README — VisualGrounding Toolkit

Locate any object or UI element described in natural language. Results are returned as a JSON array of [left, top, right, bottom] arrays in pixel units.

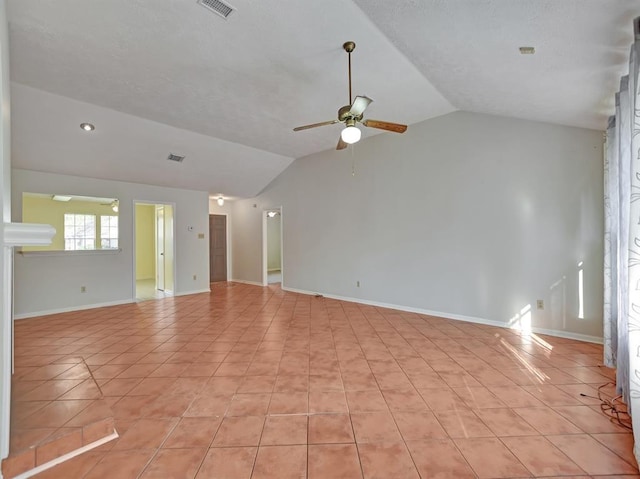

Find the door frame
[[209, 213, 231, 283], [132, 200, 177, 299], [262, 207, 283, 287], [156, 205, 165, 291]]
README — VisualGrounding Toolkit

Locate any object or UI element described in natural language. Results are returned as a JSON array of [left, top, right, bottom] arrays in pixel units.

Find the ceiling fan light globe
[[341, 125, 361, 144]]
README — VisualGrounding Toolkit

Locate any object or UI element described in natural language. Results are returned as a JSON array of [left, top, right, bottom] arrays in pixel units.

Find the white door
[[156, 206, 165, 291], [163, 205, 174, 293]]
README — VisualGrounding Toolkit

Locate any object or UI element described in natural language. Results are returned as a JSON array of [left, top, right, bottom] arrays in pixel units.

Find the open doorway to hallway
[[134, 202, 175, 301], [263, 208, 282, 285]]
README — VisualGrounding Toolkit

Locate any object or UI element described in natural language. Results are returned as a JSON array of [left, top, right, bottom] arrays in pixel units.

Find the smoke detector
[[197, 0, 235, 19]]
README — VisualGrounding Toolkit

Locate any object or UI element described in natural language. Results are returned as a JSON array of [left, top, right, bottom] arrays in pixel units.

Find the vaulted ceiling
[[7, 0, 638, 197]]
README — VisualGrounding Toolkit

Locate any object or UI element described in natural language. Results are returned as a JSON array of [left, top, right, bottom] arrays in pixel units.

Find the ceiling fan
[[293, 41, 408, 150]]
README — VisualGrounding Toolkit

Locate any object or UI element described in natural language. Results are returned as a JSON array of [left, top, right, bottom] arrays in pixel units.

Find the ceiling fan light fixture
[[341, 125, 361, 144]]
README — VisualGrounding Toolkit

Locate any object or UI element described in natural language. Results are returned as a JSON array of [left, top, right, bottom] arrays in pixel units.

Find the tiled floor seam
[[135, 418, 201, 479]]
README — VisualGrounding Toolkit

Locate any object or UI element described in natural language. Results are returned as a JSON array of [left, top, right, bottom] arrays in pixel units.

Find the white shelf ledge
[[17, 248, 122, 257]]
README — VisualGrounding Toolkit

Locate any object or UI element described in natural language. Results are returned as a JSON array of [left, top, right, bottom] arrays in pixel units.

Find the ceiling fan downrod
[[343, 41, 355, 106]]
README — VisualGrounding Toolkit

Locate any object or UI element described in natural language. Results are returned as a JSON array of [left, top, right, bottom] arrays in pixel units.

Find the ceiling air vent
[[197, 0, 235, 19], [167, 153, 185, 163]]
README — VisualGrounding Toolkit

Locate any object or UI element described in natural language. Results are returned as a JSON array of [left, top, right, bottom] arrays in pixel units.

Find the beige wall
[[267, 214, 281, 271], [22, 195, 117, 251], [135, 204, 155, 280]]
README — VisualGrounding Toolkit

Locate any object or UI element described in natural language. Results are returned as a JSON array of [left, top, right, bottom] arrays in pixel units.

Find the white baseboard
[[525, 326, 603, 344], [14, 299, 135, 320], [14, 289, 212, 320], [231, 279, 265, 287], [281, 286, 604, 345], [174, 288, 211, 297]]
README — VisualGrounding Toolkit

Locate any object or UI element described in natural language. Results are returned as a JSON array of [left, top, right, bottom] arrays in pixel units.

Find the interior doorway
[[209, 214, 227, 282], [134, 202, 175, 301], [263, 208, 282, 285]]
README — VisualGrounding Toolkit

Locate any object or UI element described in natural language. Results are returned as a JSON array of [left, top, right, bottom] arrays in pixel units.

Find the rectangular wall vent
[[197, 0, 235, 19], [167, 153, 185, 163]]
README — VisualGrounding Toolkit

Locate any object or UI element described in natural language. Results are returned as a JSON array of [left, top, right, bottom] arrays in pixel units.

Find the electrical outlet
[[198, 233, 205, 239], [80, 286, 86, 293], [356, 281, 360, 287], [536, 299, 544, 310]]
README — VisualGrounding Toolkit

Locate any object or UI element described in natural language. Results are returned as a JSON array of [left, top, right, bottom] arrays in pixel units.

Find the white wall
[[12, 169, 210, 317], [267, 214, 281, 271], [0, 0, 11, 462], [231, 111, 605, 341], [230, 200, 262, 284]]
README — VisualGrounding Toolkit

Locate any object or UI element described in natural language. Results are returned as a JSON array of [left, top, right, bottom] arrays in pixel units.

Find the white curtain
[[605, 16, 640, 462]]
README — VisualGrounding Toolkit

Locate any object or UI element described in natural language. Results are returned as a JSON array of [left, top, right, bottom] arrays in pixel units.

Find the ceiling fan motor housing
[[338, 105, 362, 122]]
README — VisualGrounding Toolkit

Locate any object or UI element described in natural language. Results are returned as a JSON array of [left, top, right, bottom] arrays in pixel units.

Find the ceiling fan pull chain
[[351, 144, 356, 176]]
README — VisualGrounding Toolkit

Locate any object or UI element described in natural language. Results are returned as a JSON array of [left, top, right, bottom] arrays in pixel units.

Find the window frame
[[63, 213, 97, 251]]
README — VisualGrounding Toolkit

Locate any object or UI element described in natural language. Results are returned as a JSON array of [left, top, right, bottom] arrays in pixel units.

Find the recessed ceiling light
[[80, 123, 95, 131], [519, 47, 535, 55]]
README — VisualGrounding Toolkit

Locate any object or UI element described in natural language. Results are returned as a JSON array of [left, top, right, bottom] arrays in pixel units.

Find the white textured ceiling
[[354, 0, 638, 130], [6, 0, 638, 197]]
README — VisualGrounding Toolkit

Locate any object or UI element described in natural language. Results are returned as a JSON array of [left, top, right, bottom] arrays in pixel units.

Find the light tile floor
[[267, 270, 281, 284], [7, 282, 639, 478], [136, 279, 171, 302]]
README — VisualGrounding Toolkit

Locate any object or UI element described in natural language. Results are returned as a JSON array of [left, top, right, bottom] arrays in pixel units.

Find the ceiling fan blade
[[362, 119, 407, 133], [349, 96, 373, 116], [293, 120, 339, 132], [337, 136, 348, 150]]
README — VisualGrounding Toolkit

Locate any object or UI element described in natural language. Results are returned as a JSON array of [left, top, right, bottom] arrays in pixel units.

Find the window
[[100, 215, 119, 249], [22, 193, 120, 252], [64, 214, 96, 250]]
